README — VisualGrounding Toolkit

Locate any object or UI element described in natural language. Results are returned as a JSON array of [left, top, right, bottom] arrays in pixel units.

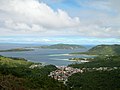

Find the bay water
[[0, 43, 92, 66]]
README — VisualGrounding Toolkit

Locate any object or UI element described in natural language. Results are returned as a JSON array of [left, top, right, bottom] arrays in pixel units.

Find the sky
[[0, 0, 120, 45]]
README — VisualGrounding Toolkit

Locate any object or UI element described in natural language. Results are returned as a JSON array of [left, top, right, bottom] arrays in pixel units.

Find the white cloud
[[0, 0, 80, 30], [0, 0, 120, 39], [76, 24, 120, 38]]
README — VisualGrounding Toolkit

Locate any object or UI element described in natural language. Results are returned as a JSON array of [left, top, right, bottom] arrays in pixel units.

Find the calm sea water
[[0, 43, 93, 66]]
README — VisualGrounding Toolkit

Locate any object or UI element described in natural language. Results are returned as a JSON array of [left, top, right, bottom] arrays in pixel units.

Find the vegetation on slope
[[67, 69, 120, 90], [87, 44, 120, 55], [31, 44, 85, 49], [0, 55, 67, 90], [71, 44, 120, 55], [68, 55, 120, 68], [0, 55, 33, 67], [67, 55, 120, 90]]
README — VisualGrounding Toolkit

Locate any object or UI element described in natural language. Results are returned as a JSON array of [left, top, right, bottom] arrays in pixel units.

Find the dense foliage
[[67, 55, 120, 90], [0, 55, 33, 67], [67, 69, 120, 90], [68, 55, 120, 68], [0, 55, 67, 90]]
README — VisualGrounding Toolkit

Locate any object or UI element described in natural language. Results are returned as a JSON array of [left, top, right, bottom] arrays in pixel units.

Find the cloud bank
[[0, 0, 120, 42], [0, 0, 80, 35]]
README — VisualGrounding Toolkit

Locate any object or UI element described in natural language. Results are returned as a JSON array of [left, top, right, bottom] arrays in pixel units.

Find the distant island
[[71, 44, 120, 55], [0, 48, 34, 52], [27, 44, 85, 50]]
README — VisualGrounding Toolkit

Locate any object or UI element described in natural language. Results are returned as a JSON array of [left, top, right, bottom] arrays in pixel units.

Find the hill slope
[[0, 55, 33, 67], [72, 44, 120, 55], [34, 44, 85, 49], [0, 55, 67, 90], [87, 44, 120, 55]]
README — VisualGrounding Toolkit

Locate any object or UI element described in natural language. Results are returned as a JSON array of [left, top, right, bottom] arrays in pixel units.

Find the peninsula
[[0, 48, 34, 52], [27, 44, 85, 49]]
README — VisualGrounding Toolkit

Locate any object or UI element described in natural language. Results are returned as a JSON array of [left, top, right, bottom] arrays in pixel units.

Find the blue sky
[[0, 0, 120, 44]]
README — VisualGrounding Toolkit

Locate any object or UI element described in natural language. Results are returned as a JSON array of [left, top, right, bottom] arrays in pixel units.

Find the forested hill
[[0, 55, 67, 90], [87, 44, 120, 55], [33, 44, 85, 49], [72, 44, 120, 55]]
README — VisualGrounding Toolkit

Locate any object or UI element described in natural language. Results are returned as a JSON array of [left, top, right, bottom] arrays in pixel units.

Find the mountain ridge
[[71, 44, 120, 55], [30, 44, 85, 49]]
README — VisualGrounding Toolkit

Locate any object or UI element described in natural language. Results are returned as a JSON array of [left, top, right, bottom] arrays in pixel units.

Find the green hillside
[[68, 55, 120, 68], [72, 44, 120, 55], [33, 44, 85, 49], [67, 69, 120, 90], [0, 55, 33, 67], [87, 44, 120, 55], [0, 55, 67, 90], [67, 55, 120, 90], [68, 45, 120, 90]]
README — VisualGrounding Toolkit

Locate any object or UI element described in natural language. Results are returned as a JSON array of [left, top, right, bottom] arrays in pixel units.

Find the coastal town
[[48, 66, 120, 84], [48, 66, 82, 84]]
